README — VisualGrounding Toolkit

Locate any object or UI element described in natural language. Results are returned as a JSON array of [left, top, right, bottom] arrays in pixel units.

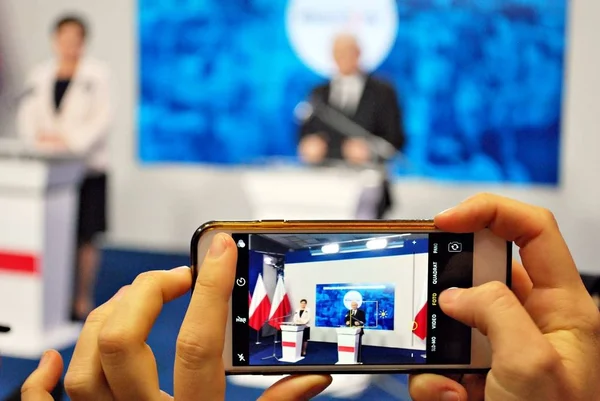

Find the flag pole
[[412, 251, 416, 350]]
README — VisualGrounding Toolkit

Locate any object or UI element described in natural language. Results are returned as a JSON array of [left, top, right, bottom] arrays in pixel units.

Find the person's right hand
[[22, 233, 332, 401], [36, 131, 68, 151], [298, 134, 327, 164], [409, 193, 600, 401]]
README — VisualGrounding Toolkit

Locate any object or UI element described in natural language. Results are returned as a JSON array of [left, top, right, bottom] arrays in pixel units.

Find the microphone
[[293, 101, 314, 123], [302, 97, 398, 161], [266, 313, 293, 323]]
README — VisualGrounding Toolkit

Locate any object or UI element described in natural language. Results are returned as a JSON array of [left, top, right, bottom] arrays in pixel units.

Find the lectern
[[279, 324, 305, 363], [0, 150, 84, 358], [241, 166, 381, 219], [335, 327, 362, 364]]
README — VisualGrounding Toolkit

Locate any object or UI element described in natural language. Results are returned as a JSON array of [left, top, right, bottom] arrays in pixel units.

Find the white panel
[[285, 254, 421, 350], [0, 193, 43, 252], [0, 274, 42, 342], [0, 159, 46, 190]]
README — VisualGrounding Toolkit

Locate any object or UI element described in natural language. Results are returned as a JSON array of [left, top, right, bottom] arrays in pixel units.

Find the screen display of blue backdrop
[[139, 0, 566, 184], [315, 283, 395, 330]]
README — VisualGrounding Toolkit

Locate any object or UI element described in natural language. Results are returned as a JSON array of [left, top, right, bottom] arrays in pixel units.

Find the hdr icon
[[236, 316, 247, 323]]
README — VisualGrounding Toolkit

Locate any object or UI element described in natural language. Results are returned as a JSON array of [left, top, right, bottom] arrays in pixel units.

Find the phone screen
[[230, 232, 474, 368]]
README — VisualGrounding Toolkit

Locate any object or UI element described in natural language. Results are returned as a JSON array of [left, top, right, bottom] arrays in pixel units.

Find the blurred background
[[1, 0, 599, 400]]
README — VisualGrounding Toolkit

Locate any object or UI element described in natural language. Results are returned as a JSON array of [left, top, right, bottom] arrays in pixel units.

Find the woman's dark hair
[[54, 15, 88, 39], [300, 299, 307, 303]]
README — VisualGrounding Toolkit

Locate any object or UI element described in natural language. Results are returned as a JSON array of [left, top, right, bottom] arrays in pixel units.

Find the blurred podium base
[[0, 153, 84, 358], [242, 166, 383, 220]]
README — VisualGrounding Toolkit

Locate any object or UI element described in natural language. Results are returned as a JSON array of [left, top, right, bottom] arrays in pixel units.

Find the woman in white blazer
[[17, 15, 112, 320], [293, 299, 311, 356]]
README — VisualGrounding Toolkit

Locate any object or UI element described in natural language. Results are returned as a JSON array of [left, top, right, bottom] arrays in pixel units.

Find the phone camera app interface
[[231, 232, 474, 367]]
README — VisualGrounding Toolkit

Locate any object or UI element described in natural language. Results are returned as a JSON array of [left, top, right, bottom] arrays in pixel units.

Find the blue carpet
[[0, 248, 411, 400], [249, 340, 426, 366]]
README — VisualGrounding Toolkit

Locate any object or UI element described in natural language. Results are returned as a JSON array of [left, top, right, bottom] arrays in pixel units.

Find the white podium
[[241, 166, 383, 219], [336, 327, 362, 365], [279, 324, 305, 363], [0, 152, 84, 358]]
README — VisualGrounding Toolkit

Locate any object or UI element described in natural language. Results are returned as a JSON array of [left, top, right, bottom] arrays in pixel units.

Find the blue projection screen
[[139, 0, 567, 184], [315, 283, 395, 330]]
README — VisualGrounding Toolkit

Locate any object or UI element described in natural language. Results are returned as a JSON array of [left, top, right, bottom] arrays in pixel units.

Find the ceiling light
[[366, 238, 388, 250], [321, 243, 340, 254]]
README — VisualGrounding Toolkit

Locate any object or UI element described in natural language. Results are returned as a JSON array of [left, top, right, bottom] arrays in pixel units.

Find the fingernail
[[38, 351, 50, 368], [441, 391, 460, 401], [437, 207, 455, 216], [440, 287, 464, 305], [208, 234, 228, 258], [171, 266, 190, 272]]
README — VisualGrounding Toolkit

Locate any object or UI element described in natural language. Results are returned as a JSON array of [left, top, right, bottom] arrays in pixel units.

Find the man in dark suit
[[298, 34, 406, 218], [344, 301, 366, 363]]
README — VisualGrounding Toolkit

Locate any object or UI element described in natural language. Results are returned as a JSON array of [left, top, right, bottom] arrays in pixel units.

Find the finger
[[435, 193, 581, 290], [409, 374, 468, 401], [174, 233, 237, 401], [460, 374, 486, 401], [65, 286, 129, 401], [511, 259, 533, 304], [21, 350, 64, 401], [439, 283, 562, 367], [98, 267, 192, 401], [258, 375, 333, 401]]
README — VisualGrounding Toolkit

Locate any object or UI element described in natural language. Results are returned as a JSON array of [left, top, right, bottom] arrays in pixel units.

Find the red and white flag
[[413, 279, 428, 341], [248, 291, 252, 307], [249, 274, 271, 331], [268, 275, 291, 330]]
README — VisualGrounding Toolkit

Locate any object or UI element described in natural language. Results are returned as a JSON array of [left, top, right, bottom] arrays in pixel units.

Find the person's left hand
[[21, 234, 332, 400], [21, 350, 64, 401], [354, 321, 360, 326], [342, 138, 371, 165]]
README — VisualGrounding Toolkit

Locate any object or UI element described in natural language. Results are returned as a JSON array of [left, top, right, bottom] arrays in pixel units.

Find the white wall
[[285, 253, 428, 350], [2, 1, 600, 273]]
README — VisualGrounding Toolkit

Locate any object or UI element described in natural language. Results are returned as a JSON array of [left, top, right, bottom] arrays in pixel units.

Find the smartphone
[[191, 220, 511, 375]]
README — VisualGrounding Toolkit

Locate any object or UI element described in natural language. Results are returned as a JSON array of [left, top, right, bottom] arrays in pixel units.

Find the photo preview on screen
[[231, 231, 474, 367]]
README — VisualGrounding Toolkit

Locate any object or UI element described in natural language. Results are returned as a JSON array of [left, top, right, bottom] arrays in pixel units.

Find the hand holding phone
[[409, 194, 600, 401], [18, 236, 333, 401], [17, 194, 600, 401], [192, 219, 511, 375]]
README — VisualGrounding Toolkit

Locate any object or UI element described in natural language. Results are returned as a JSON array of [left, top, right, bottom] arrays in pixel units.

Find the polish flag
[[268, 275, 291, 330], [413, 279, 428, 341], [249, 274, 271, 331]]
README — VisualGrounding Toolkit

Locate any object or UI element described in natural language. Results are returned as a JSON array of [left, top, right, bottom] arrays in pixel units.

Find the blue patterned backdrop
[[139, 0, 566, 184], [315, 283, 395, 330]]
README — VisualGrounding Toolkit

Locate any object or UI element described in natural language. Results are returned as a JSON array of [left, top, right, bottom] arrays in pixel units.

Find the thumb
[[439, 282, 548, 361], [258, 375, 332, 401], [21, 350, 64, 401]]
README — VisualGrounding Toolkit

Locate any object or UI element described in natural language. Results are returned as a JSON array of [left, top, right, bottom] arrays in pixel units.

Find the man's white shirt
[[329, 73, 365, 115]]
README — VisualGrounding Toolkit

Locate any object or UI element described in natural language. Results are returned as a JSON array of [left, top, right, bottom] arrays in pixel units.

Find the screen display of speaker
[[139, 0, 566, 184], [233, 232, 474, 367]]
